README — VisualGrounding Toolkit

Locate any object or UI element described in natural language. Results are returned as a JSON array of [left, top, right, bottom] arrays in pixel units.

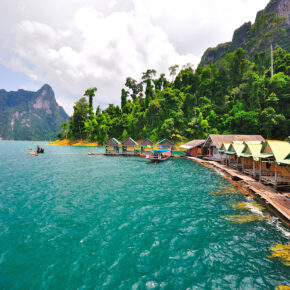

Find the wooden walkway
[[187, 157, 290, 227], [87, 152, 140, 156]]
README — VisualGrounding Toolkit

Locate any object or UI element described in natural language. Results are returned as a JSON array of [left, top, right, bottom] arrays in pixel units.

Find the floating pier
[[87, 152, 141, 156], [187, 157, 290, 227]]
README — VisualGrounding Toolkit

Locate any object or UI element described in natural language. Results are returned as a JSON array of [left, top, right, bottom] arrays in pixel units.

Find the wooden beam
[[274, 163, 278, 190], [259, 158, 262, 182]]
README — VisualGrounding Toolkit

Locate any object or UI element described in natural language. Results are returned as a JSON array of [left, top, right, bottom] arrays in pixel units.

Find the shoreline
[[48, 139, 102, 147], [186, 157, 290, 228]]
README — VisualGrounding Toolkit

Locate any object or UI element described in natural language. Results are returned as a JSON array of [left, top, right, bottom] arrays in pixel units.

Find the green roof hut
[[141, 138, 154, 154], [157, 139, 175, 156], [105, 138, 120, 154], [122, 137, 139, 155]]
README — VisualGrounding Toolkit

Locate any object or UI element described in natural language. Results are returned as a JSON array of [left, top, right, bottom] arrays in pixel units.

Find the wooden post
[[242, 158, 244, 172], [274, 163, 278, 190], [259, 158, 262, 182], [253, 161, 256, 178]]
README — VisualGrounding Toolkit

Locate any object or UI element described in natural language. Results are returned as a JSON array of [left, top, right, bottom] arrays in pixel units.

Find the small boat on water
[[148, 149, 171, 163], [37, 146, 45, 153]]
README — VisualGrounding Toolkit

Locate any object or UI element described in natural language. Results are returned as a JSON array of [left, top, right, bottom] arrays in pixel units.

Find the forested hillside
[[200, 0, 290, 66], [62, 46, 289, 144]]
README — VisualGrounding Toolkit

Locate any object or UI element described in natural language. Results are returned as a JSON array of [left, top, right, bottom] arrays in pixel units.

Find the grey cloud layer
[[0, 0, 268, 113]]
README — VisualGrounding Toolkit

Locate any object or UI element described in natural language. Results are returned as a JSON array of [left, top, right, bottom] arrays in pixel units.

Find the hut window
[[266, 162, 270, 169]]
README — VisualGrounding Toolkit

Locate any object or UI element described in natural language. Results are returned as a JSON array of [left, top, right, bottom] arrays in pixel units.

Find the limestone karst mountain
[[0, 84, 69, 140], [200, 0, 290, 66]]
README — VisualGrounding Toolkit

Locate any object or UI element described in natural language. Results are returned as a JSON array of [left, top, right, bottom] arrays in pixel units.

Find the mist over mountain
[[0, 84, 69, 140]]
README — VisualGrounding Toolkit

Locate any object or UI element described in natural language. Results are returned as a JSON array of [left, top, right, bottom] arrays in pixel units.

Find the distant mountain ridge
[[200, 0, 290, 66], [0, 84, 69, 140]]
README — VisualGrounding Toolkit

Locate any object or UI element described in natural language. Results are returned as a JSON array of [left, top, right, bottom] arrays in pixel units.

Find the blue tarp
[[154, 149, 170, 153]]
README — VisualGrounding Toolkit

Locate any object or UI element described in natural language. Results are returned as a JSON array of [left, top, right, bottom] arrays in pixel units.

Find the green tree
[[125, 77, 143, 101], [121, 88, 128, 109], [84, 87, 97, 116], [61, 122, 69, 139], [70, 97, 89, 140]]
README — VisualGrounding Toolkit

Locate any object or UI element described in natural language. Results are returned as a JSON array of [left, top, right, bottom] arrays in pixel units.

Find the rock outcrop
[[0, 84, 69, 140], [200, 0, 290, 66]]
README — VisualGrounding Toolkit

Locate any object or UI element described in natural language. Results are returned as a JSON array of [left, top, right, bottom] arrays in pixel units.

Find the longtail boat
[[148, 149, 171, 163]]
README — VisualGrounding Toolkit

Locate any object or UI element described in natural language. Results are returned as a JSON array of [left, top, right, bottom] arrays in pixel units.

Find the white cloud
[[8, 5, 199, 113], [0, 0, 269, 114]]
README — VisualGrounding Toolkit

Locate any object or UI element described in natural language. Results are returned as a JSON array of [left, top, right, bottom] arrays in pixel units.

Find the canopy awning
[[240, 153, 252, 157], [180, 145, 193, 149], [154, 149, 170, 153], [225, 150, 236, 155]]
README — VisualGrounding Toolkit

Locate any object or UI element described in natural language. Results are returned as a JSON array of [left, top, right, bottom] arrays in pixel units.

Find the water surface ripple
[[0, 141, 289, 289]]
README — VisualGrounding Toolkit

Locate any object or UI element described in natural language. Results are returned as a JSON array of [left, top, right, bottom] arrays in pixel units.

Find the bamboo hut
[[157, 139, 175, 156], [239, 141, 263, 177], [258, 141, 290, 189], [141, 138, 154, 154], [218, 143, 231, 164], [180, 139, 205, 156], [105, 138, 121, 154], [203, 134, 264, 161], [122, 137, 139, 155], [225, 141, 246, 170]]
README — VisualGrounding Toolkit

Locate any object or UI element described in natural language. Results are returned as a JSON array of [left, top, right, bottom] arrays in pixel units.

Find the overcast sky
[[0, 0, 269, 114]]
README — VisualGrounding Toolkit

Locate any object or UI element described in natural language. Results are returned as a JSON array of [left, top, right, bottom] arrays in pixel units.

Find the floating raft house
[[180, 139, 205, 156], [204, 134, 265, 161], [258, 140, 290, 188], [105, 138, 121, 154], [239, 141, 264, 176], [157, 139, 175, 155], [225, 141, 246, 170], [141, 138, 154, 154], [122, 137, 139, 155]]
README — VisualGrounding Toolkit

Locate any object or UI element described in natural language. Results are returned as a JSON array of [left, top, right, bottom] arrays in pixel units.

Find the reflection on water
[[222, 214, 272, 223], [210, 185, 240, 195], [228, 201, 265, 211], [269, 244, 290, 266]]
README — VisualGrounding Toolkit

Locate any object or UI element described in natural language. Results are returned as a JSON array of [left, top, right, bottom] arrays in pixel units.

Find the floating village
[[98, 134, 290, 226]]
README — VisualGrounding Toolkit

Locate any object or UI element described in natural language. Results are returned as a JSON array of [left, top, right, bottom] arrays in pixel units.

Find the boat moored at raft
[[148, 149, 171, 163]]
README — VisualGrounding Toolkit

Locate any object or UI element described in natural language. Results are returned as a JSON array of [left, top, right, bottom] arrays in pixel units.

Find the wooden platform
[[187, 157, 290, 227], [261, 175, 290, 186], [104, 152, 140, 156]]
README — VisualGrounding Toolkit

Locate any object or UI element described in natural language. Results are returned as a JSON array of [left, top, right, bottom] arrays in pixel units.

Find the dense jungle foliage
[[60, 46, 289, 144]]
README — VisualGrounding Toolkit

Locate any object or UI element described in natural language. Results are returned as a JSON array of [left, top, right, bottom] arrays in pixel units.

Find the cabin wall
[[259, 162, 290, 177], [207, 146, 221, 160], [106, 145, 119, 152], [220, 153, 227, 164], [280, 165, 290, 177], [269, 163, 290, 177], [228, 155, 236, 162], [241, 157, 253, 168], [189, 147, 201, 156], [141, 147, 153, 153]]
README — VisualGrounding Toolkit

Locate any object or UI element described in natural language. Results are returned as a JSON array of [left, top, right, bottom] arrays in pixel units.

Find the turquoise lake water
[[0, 141, 289, 289]]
